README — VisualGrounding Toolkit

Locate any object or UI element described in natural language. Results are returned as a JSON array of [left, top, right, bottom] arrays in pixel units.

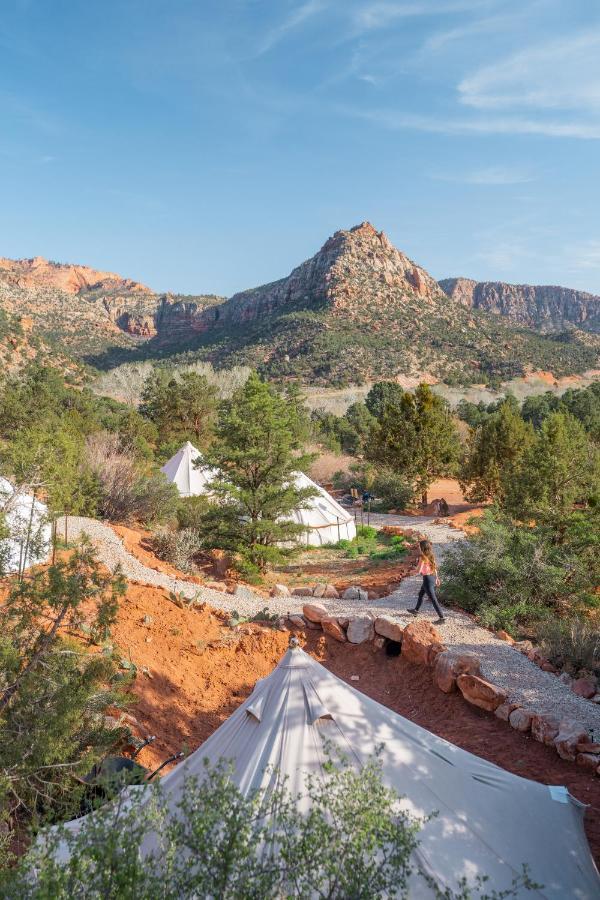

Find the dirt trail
[[62, 514, 600, 734]]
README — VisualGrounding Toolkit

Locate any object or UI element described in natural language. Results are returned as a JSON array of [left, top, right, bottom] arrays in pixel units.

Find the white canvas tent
[[161, 443, 356, 546], [160, 442, 215, 498], [56, 644, 600, 897], [288, 471, 356, 546], [0, 477, 51, 574]]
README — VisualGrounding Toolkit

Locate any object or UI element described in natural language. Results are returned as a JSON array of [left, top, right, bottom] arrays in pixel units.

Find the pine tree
[[140, 370, 219, 453], [198, 374, 316, 573], [461, 401, 534, 503], [368, 384, 460, 506]]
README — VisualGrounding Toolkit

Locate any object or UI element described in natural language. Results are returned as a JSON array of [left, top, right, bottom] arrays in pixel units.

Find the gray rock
[[347, 616, 375, 644], [312, 583, 327, 598], [342, 586, 368, 603], [271, 584, 291, 597]]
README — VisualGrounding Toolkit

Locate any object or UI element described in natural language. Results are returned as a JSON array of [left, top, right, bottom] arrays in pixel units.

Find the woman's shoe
[[407, 608, 418, 615], [433, 617, 446, 625]]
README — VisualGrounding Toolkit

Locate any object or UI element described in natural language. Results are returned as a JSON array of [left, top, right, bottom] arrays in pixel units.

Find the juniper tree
[[198, 373, 316, 573], [368, 383, 460, 506]]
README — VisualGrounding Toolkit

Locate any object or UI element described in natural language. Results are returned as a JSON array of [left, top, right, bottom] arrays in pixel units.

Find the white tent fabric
[[288, 471, 356, 546], [0, 477, 51, 573], [161, 443, 356, 546], [55, 645, 600, 896], [160, 442, 215, 498]]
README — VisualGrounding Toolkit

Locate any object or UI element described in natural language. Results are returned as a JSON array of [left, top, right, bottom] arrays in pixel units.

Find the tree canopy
[[198, 373, 316, 573], [368, 384, 460, 505]]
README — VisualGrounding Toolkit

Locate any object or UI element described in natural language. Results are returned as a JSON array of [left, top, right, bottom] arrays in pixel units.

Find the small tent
[[0, 477, 52, 574], [161, 443, 356, 546], [160, 442, 215, 498], [52, 645, 600, 896]]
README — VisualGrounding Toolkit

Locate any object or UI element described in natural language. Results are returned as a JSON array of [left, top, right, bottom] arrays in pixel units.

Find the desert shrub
[[371, 468, 413, 511], [440, 511, 589, 632], [84, 432, 178, 524], [150, 527, 202, 573], [536, 618, 600, 676]]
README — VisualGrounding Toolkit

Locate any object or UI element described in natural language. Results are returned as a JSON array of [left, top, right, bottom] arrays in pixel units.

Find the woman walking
[[408, 539, 445, 624]]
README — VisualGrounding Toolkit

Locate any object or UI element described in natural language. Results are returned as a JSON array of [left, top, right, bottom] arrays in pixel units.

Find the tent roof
[[160, 442, 214, 497], [158, 644, 599, 899], [289, 471, 354, 529]]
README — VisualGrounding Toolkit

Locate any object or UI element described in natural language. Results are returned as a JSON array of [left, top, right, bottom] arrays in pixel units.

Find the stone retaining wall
[[287, 601, 600, 778]]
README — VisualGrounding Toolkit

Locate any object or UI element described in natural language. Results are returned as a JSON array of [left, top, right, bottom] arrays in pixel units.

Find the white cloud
[[353, 0, 489, 31], [430, 165, 534, 185], [458, 31, 600, 112], [340, 106, 600, 139], [255, 0, 326, 56]]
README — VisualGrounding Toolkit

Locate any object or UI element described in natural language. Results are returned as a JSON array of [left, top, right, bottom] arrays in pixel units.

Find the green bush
[[371, 469, 414, 511], [440, 509, 599, 632], [0, 752, 537, 899]]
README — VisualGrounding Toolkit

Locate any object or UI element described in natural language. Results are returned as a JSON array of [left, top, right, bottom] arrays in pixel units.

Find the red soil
[[108, 585, 600, 864]]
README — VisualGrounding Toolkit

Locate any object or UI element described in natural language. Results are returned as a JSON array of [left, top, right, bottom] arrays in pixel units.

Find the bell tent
[[160, 441, 215, 498], [0, 477, 51, 574], [55, 644, 600, 897], [161, 443, 356, 547]]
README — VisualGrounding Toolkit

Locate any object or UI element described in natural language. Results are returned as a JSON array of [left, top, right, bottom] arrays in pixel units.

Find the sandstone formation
[[302, 603, 328, 623], [321, 617, 347, 642], [374, 616, 405, 642], [440, 277, 600, 333]]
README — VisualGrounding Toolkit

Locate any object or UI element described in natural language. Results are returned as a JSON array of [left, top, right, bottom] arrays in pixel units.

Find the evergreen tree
[[140, 370, 219, 454], [365, 381, 405, 419], [0, 544, 127, 840], [461, 401, 534, 503], [368, 384, 460, 505], [504, 411, 600, 521], [199, 374, 316, 573]]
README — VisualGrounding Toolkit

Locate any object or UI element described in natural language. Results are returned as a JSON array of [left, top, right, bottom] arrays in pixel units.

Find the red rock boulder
[[531, 714, 561, 746], [554, 720, 590, 761], [401, 622, 441, 666], [572, 677, 597, 699], [577, 752, 600, 772], [456, 674, 506, 713], [302, 603, 328, 623], [433, 651, 481, 694], [321, 617, 347, 643]]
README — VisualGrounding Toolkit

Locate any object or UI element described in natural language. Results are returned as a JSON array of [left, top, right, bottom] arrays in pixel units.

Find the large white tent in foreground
[[0, 477, 51, 573], [161, 442, 356, 546], [57, 645, 599, 897]]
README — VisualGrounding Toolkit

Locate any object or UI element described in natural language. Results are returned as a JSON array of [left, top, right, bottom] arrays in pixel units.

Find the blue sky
[[1, 0, 600, 296]]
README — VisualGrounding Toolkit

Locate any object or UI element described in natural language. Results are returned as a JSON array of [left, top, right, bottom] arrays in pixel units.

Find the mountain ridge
[[1, 224, 599, 386], [439, 277, 600, 334]]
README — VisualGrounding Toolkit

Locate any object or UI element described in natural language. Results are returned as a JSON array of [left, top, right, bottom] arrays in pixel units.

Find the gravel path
[[61, 515, 600, 735]]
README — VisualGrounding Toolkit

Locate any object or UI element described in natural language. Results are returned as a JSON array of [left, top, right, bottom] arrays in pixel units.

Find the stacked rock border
[[283, 589, 600, 779]]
